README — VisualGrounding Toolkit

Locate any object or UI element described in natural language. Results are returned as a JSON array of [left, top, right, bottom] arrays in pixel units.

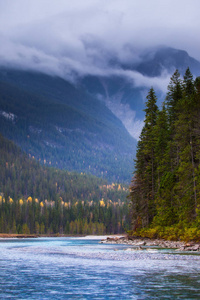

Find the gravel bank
[[101, 236, 200, 252]]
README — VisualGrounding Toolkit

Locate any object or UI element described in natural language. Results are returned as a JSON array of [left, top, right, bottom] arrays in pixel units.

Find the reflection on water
[[0, 237, 200, 299]]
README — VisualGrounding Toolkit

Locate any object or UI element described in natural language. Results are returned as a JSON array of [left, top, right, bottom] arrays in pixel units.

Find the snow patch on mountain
[[0, 111, 16, 123]]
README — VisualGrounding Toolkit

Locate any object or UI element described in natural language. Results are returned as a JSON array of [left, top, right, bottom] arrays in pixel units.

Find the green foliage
[[129, 68, 200, 241], [0, 133, 131, 234], [132, 225, 200, 242], [130, 88, 158, 227]]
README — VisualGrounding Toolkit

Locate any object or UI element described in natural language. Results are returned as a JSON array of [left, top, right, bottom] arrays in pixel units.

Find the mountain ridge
[[0, 69, 136, 183]]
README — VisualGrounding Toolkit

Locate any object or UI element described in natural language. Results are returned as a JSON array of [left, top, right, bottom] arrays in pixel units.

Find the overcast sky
[[0, 0, 200, 81], [1, 0, 199, 139]]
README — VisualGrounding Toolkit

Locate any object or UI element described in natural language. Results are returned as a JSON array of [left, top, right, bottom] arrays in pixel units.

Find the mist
[[0, 0, 200, 81], [0, 0, 200, 139]]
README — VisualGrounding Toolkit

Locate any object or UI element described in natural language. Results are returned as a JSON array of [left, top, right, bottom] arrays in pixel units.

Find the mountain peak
[[135, 47, 200, 77]]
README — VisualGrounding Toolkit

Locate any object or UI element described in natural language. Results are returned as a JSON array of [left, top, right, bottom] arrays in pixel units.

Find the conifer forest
[[129, 68, 200, 241], [0, 134, 130, 235]]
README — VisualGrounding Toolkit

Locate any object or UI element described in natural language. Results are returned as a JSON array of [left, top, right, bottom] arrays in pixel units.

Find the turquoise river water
[[0, 237, 200, 299]]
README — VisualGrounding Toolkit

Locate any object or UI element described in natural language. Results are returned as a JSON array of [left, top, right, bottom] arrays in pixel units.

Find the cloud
[[0, 31, 172, 92], [0, 0, 199, 139], [0, 0, 200, 75]]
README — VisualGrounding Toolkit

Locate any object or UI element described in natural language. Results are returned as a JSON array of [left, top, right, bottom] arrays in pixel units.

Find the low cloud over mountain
[[1, 0, 200, 85], [1, 0, 200, 140]]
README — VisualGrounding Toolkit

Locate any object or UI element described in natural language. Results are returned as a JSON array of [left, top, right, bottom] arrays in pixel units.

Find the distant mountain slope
[[0, 69, 136, 183], [0, 132, 103, 200], [0, 132, 127, 202]]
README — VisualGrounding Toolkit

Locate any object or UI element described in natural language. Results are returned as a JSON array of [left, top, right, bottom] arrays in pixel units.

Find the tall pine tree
[[130, 88, 158, 227]]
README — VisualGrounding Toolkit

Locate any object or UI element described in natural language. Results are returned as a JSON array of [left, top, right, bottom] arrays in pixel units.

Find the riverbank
[[0, 233, 126, 239], [2, 234, 199, 251], [101, 236, 200, 251], [0, 234, 80, 238], [0, 234, 39, 238]]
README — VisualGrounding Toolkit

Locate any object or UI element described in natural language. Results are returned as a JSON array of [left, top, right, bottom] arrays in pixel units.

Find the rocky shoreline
[[101, 236, 200, 252]]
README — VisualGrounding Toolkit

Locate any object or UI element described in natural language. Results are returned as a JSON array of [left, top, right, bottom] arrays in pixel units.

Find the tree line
[[129, 68, 200, 241], [0, 133, 130, 234], [0, 195, 130, 235]]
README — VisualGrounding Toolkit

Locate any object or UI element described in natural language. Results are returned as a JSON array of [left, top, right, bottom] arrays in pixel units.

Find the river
[[0, 237, 200, 299]]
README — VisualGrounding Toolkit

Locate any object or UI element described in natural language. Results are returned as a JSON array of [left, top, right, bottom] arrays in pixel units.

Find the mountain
[[0, 69, 136, 183], [81, 47, 200, 138], [133, 47, 200, 77], [0, 46, 200, 183]]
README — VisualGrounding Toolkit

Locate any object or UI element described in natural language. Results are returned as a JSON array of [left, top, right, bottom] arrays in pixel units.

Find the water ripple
[[0, 238, 200, 299]]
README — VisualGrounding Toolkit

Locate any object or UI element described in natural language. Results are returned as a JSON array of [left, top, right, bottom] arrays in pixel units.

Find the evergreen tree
[[131, 88, 158, 227], [166, 69, 183, 126], [173, 68, 198, 222], [129, 69, 200, 241]]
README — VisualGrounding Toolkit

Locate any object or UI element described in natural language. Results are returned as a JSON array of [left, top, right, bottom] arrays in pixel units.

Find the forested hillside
[[0, 69, 136, 183], [129, 68, 200, 241], [0, 134, 130, 234]]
